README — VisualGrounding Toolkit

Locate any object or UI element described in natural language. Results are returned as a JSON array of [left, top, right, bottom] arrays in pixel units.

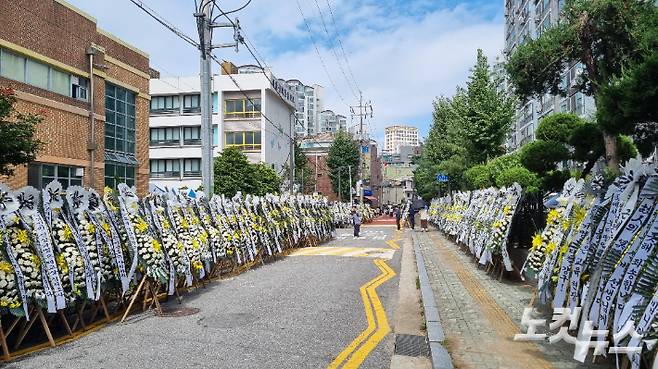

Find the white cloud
[[66, 0, 504, 142]]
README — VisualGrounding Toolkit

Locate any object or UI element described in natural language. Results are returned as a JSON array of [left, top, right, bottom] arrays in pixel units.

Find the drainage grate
[[394, 334, 430, 357], [159, 307, 200, 317]]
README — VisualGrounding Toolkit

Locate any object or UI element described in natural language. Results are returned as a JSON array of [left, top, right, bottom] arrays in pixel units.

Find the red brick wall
[[0, 0, 150, 195], [304, 154, 338, 202]]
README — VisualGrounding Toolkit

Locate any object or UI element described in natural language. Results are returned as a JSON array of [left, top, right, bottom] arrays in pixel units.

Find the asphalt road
[[9, 225, 401, 369]]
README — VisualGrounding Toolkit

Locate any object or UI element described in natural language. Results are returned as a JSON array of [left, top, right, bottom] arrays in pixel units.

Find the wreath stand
[[120, 276, 162, 322]]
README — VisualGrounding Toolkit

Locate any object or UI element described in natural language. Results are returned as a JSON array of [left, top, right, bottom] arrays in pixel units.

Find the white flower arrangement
[[0, 251, 21, 309], [129, 213, 167, 282], [50, 218, 85, 299], [6, 226, 44, 303]]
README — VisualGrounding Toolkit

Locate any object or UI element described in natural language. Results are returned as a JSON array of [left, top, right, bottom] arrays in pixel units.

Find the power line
[[294, 0, 348, 107], [324, 0, 361, 95], [311, 0, 358, 99]]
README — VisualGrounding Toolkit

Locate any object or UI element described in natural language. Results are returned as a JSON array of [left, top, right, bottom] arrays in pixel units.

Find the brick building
[[0, 0, 151, 194]]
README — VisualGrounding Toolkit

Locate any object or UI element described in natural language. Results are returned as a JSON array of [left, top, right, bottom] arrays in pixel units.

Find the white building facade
[[149, 68, 295, 190], [286, 79, 324, 136], [319, 110, 347, 133], [503, 0, 596, 150], [384, 125, 419, 154]]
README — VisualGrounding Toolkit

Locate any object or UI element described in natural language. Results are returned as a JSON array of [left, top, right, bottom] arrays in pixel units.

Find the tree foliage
[[0, 88, 44, 176], [414, 49, 515, 196], [326, 131, 359, 201], [213, 146, 282, 196], [506, 0, 658, 172]]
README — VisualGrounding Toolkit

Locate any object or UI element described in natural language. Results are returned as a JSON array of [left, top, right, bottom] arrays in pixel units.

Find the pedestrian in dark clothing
[[408, 206, 415, 230], [352, 208, 361, 238], [394, 207, 401, 230]]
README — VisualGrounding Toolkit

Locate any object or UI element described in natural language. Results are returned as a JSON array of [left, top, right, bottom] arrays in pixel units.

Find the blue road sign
[[436, 174, 449, 183]]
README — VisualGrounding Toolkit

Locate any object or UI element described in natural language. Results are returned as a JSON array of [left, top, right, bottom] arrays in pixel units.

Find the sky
[[67, 0, 505, 145]]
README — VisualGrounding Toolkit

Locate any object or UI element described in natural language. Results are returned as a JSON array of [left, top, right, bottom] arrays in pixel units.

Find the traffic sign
[[436, 174, 449, 183]]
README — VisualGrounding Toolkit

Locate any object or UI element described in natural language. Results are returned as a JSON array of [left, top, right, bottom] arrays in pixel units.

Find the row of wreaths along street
[[428, 158, 658, 369], [0, 181, 375, 361]]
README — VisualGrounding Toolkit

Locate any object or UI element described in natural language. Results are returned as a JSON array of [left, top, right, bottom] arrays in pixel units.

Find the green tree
[[0, 88, 44, 176], [326, 131, 359, 201], [506, 0, 658, 172], [462, 49, 516, 164], [293, 141, 314, 194], [213, 146, 254, 196], [251, 163, 282, 196]]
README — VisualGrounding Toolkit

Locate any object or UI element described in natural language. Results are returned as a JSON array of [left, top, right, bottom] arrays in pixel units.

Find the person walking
[[394, 206, 401, 230], [408, 205, 416, 230], [352, 207, 361, 239], [420, 206, 429, 232]]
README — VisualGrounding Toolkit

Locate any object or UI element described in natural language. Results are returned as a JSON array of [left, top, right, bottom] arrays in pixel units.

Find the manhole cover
[[394, 334, 430, 357], [198, 312, 258, 329], [159, 307, 200, 317]]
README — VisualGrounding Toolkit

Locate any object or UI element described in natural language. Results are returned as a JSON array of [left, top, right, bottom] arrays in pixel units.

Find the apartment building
[[384, 125, 419, 154], [286, 79, 324, 136], [0, 0, 151, 194], [319, 110, 347, 133], [503, 0, 596, 150], [148, 64, 295, 190]]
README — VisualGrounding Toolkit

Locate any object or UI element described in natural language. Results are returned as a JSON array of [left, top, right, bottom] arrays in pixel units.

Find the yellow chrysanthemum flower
[[16, 229, 30, 245], [136, 218, 149, 233], [531, 234, 543, 250], [102, 222, 111, 234], [545, 241, 557, 255], [181, 218, 190, 230], [547, 209, 560, 224], [151, 240, 162, 253], [62, 225, 74, 241], [0, 261, 13, 273], [192, 239, 200, 250], [56, 254, 68, 274], [86, 222, 96, 235], [31, 254, 41, 269], [193, 261, 203, 271]]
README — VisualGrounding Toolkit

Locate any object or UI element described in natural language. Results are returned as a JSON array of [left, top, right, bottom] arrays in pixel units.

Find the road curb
[[411, 232, 454, 369]]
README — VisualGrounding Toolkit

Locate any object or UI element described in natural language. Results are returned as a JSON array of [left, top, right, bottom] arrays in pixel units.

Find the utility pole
[[195, 0, 241, 195], [338, 167, 342, 202], [348, 165, 352, 205], [290, 115, 295, 194], [350, 91, 373, 205]]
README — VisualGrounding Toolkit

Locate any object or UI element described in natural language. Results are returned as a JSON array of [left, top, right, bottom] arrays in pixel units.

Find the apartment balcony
[[150, 139, 180, 147], [150, 171, 180, 179], [224, 111, 261, 120]]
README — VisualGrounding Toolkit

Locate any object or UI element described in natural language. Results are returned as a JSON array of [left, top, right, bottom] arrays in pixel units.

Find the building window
[[150, 95, 180, 114], [27, 163, 83, 189], [150, 159, 180, 178], [150, 127, 180, 146], [183, 94, 200, 113], [224, 131, 261, 151], [105, 163, 135, 189], [183, 158, 201, 177], [224, 98, 261, 119], [105, 83, 136, 154], [183, 126, 201, 145], [0, 48, 88, 100]]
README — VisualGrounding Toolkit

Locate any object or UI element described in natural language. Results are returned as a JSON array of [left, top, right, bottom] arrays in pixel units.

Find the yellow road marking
[[386, 239, 400, 249], [327, 259, 396, 369]]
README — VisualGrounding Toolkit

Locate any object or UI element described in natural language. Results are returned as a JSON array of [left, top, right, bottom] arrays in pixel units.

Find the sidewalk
[[414, 230, 612, 369]]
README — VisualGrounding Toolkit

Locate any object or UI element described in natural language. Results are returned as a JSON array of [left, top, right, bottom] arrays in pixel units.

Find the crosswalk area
[[289, 247, 396, 260]]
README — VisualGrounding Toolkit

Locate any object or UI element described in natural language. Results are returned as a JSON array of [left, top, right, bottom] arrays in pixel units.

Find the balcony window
[[150, 95, 180, 114], [183, 126, 201, 145], [225, 131, 261, 151], [225, 98, 261, 119], [150, 127, 180, 146], [150, 159, 180, 178], [183, 158, 201, 177], [183, 94, 200, 113]]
